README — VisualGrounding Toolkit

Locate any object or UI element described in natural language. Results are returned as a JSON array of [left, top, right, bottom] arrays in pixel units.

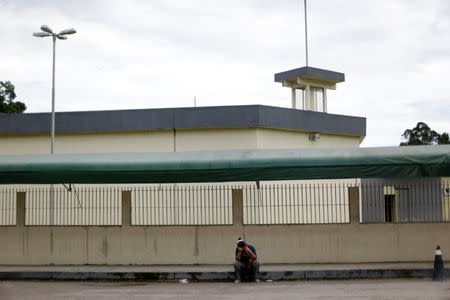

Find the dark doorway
[[384, 195, 396, 223]]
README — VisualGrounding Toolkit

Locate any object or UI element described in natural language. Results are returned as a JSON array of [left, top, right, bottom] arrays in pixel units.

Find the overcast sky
[[1, 0, 449, 147]]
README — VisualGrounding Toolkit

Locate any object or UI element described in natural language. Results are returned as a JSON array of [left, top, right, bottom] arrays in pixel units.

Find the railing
[[361, 179, 450, 223], [0, 178, 449, 226], [25, 186, 121, 226], [131, 185, 233, 225], [243, 183, 351, 225], [0, 188, 16, 225]]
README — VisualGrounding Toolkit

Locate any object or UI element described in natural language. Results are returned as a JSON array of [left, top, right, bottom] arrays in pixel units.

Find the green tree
[[400, 122, 449, 145], [438, 132, 450, 145], [0, 81, 27, 113]]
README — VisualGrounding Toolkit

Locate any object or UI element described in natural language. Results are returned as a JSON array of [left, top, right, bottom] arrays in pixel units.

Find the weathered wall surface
[[0, 222, 447, 265], [0, 190, 447, 265]]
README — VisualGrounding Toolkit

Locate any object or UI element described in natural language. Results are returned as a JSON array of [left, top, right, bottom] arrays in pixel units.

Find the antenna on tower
[[304, 0, 309, 66], [194, 96, 197, 107]]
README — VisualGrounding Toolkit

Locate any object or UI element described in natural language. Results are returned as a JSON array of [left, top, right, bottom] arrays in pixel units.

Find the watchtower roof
[[274, 66, 345, 84]]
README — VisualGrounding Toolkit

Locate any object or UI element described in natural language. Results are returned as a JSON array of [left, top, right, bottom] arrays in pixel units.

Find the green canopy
[[0, 145, 449, 184]]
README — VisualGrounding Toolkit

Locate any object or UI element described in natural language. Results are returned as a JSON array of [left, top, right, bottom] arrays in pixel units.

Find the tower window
[[311, 87, 324, 112], [295, 89, 305, 109]]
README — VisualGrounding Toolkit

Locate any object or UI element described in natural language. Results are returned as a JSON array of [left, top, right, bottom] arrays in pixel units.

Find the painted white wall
[[175, 128, 258, 151], [0, 131, 174, 155], [256, 128, 361, 149], [0, 127, 362, 155]]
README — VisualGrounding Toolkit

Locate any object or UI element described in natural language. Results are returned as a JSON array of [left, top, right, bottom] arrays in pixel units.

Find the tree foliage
[[438, 132, 450, 145], [400, 122, 449, 146], [0, 81, 27, 113]]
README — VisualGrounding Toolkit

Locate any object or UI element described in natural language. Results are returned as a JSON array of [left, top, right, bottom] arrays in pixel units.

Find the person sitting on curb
[[233, 238, 260, 283]]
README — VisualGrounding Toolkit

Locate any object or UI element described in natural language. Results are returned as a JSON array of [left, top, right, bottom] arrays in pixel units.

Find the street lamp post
[[33, 25, 76, 225], [33, 25, 76, 154]]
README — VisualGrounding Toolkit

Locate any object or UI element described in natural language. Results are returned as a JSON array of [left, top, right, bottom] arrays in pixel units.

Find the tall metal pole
[[51, 36, 56, 154], [49, 36, 56, 225], [304, 0, 309, 66]]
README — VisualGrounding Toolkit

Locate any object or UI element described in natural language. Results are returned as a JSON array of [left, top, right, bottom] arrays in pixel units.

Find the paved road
[[0, 279, 449, 300]]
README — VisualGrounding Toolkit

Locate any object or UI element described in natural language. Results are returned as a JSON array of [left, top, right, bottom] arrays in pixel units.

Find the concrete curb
[[0, 268, 447, 281]]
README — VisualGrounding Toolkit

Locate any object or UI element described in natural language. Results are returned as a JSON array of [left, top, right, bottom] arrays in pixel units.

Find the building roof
[[0, 145, 448, 184], [274, 66, 345, 84], [0, 105, 365, 137]]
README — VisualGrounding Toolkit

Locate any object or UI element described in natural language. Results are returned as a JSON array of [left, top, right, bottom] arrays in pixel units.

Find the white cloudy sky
[[1, 0, 449, 146]]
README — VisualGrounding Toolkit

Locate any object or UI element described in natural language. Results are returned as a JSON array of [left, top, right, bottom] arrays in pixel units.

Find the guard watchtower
[[274, 66, 345, 113]]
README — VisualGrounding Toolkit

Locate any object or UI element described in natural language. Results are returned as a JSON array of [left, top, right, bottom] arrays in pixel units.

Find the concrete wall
[[0, 131, 174, 154], [175, 129, 257, 151], [0, 127, 361, 155], [2, 223, 447, 265], [0, 189, 447, 265], [256, 128, 361, 149]]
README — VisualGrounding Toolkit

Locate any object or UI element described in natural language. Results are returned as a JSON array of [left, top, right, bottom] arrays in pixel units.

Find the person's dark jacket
[[235, 244, 257, 264]]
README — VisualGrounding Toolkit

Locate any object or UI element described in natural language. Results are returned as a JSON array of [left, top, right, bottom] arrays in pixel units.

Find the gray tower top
[[275, 66, 345, 84], [274, 66, 345, 113]]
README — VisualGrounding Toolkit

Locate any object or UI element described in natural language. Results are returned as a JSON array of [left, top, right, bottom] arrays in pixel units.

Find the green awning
[[0, 145, 449, 184]]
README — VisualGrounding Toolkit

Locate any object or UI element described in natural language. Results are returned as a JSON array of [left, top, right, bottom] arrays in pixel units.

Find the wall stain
[[85, 229, 90, 264], [101, 238, 108, 257], [194, 227, 199, 257], [50, 229, 54, 255], [23, 227, 28, 257], [144, 228, 148, 248], [153, 238, 158, 256]]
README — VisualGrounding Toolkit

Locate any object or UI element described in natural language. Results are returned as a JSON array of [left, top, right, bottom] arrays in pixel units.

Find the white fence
[[242, 183, 351, 225], [131, 185, 233, 225], [0, 179, 448, 226], [25, 186, 121, 226], [0, 188, 16, 225]]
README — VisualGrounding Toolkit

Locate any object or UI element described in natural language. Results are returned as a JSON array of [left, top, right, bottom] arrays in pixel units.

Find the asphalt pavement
[[0, 279, 449, 300]]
